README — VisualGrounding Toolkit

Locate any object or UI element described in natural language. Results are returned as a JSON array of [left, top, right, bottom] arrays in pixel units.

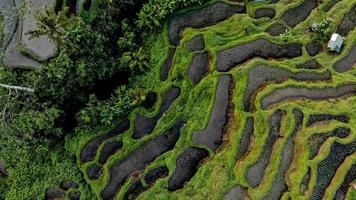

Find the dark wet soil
[[281, 0, 317, 27], [321, 0, 341, 12], [263, 109, 303, 199], [69, 191, 81, 200], [261, 84, 356, 109], [333, 164, 356, 200], [132, 86, 181, 139], [123, 166, 169, 200], [308, 127, 350, 159], [87, 163, 103, 180], [168, 2, 246, 45], [98, 141, 123, 165], [333, 45, 356, 73], [306, 41, 322, 56], [300, 167, 311, 195], [266, 23, 287, 36], [144, 166, 169, 185], [307, 114, 349, 127], [254, 8, 276, 19], [186, 35, 205, 52], [45, 188, 65, 200], [160, 48, 176, 81], [310, 140, 356, 200], [246, 110, 284, 187], [236, 117, 254, 160], [168, 147, 209, 191], [217, 39, 302, 72], [192, 75, 233, 151], [222, 186, 247, 200], [101, 121, 183, 200], [336, 5, 356, 37], [244, 65, 331, 112], [123, 181, 145, 200], [297, 59, 321, 69], [292, 109, 304, 133], [80, 120, 130, 163], [141, 92, 157, 110], [262, 133, 294, 200], [188, 52, 209, 85], [60, 180, 79, 190]]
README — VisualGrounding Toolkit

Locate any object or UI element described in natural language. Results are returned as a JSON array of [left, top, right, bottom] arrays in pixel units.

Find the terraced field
[[64, 0, 356, 199]]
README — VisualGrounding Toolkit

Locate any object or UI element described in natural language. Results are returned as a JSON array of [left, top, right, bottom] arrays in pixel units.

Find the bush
[[77, 85, 145, 128], [315, 18, 332, 41]]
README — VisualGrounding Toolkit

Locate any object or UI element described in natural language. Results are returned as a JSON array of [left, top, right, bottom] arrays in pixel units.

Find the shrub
[[315, 18, 332, 41]]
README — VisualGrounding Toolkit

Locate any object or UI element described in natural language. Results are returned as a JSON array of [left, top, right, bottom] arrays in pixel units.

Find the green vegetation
[[1, 0, 356, 199], [0, 0, 212, 199]]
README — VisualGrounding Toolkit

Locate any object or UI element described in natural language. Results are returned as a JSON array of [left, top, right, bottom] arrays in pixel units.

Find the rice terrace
[[0, 0, 356, 200]]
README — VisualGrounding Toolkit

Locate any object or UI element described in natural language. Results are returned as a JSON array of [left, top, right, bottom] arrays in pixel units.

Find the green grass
[[67, 0, 356, 199]]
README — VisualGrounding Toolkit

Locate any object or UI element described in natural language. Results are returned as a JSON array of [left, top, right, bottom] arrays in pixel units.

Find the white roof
[[328, 33, 343, 49], [330, 33, 341, 41]]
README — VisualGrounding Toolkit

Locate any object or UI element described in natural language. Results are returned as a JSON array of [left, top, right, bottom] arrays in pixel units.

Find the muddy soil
[[132, 86, 181, 139], [144, 166, 169, 185], [217, 39, 302, 72], [87, 163, 103, 180], [222, 186, 247, 200], [308, 127, 350, 159], [188, 52, 209, 85], [192, 75, 233, 151], [45, 188, 65, 200], [123, 181, 145, 200], [306, 41, 322, 56], [300, 167, 311, 195], [297, 59, 321, 69], [307, 114, 349, 127], [60, 180, 79, 190], [262, 109, 302, 199], [160, 48, 176, 81], [333, 45, 356, 73], [168, 2, 245, 45], [261, 84, 356, 109], [80, 120, 130, 163], [168, 147, 209, 191], [281, 0, 317, 27], [246, 110, 284, 187], [141, 92, 157, 110], [123, 166, 169, 200], [236, 117, 254, 160], [254, 8, 276, 19], [336, 5, 356, 37], [244, 65, 331, 112], [186, 35, 205, 52], [98, 141, 123, 165], [101, 121, 183, 200], [266, 23, 286, 36]]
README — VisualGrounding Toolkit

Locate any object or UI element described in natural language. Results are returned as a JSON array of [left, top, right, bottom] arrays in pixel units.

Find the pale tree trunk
[[0, 83, 34, 92]]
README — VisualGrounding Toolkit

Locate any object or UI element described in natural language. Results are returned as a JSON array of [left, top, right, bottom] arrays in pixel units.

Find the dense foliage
[[137, 0, 208, 30], [0, 0, 210, 199]]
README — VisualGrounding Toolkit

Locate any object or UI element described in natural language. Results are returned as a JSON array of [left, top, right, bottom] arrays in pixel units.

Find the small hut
[[327, 33, 344, 53]]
